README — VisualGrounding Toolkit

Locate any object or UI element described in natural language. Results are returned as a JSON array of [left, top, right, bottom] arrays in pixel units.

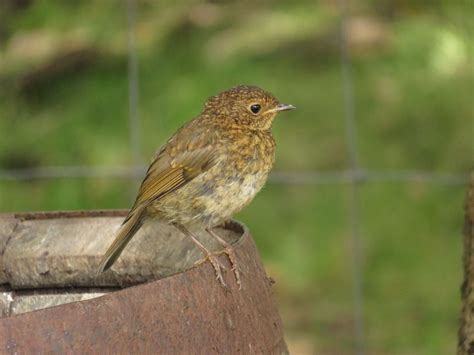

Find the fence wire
[[338, 0, 365, 352], [127, 0, 141, 167], [0, 166, 468, 185], [0, 2, 470, 354]]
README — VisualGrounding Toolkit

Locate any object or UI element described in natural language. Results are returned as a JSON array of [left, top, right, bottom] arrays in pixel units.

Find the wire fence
[[0, 166, 468, 184], [1, 1, 470, 353], [338, 0, 365, 351], [272, 170, 469, 185]]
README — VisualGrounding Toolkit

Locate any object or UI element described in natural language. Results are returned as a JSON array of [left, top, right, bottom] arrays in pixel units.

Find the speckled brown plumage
[[98, 85, 294, 288]]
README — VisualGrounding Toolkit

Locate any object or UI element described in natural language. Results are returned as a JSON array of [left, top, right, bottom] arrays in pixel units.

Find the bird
[[97, 85, 295, 288]]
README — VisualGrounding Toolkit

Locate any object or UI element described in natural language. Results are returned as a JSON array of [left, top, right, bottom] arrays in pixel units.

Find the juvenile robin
[[98, 85, 294, 288]]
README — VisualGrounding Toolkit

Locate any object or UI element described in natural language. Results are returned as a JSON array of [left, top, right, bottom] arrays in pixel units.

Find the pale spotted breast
[[146, 127, 275, 227]]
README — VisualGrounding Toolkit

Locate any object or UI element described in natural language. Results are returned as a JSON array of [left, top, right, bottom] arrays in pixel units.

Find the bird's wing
[[133, 144, 216, 207], [97, 124, 218, 273], [132, 124, 218, 209]]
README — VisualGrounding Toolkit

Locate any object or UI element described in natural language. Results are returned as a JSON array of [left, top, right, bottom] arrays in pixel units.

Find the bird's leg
[[173, 223, 227, 288], [206, 227, 241, 289]]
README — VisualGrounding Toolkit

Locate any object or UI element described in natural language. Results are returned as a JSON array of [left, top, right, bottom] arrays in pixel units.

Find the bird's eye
[[250, 104, 261, 114]]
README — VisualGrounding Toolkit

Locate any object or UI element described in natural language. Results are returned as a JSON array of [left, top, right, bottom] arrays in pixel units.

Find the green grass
[[0, 1, 472, 353], [361, 182, 463, 354]]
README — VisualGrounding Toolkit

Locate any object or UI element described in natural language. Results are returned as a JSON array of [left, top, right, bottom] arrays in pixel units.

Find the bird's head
[[203, 85, 295, 130]]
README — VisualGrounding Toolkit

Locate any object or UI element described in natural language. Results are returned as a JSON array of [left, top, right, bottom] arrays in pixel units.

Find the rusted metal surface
[[0, 217, 16, 284], [0, 210, 288, 353], [0, 287, 115, 316], [459, 172, 474, 355], [12, 210, 129, 220], [0, 211, 239, 289]]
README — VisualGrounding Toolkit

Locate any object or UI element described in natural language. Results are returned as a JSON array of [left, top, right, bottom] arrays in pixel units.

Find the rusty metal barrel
[[0, 211, 288, 354]]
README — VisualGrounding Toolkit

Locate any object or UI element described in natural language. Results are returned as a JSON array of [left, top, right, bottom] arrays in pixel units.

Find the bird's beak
[[266, 103, 296, 114]]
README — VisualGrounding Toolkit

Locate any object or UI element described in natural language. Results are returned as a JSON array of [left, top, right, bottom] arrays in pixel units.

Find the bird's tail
[[97, 206, 146, 274]]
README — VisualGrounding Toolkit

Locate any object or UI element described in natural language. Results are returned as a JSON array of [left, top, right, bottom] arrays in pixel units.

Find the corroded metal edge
[[0, 209, 247, 242], [5, 209, 129, 220], [0, 210, 249, 290], [0, 218, 288, 354]]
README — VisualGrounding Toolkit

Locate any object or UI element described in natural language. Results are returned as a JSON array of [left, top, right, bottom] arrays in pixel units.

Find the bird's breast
[[192, 131, 275, 224], [191, 168, 269, 225], [223, 129, 276, 174], [149, 129, 276, 226]]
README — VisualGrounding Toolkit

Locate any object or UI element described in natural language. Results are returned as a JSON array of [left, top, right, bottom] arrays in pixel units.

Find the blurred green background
[[0, 0, 472, 354]]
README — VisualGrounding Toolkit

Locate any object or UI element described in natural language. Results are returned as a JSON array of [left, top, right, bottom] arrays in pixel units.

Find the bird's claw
[[205, 227, 242, 289], [208, 253, 228, 289], [195, 252, 228, 289], [223, 247, 241, 290]]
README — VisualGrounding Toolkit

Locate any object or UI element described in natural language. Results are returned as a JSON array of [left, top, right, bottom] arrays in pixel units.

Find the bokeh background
[[0, 1, 472, 354]]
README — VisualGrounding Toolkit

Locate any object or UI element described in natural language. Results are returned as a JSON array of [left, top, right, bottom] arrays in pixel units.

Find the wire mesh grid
[[0, 1, 470, 353]]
